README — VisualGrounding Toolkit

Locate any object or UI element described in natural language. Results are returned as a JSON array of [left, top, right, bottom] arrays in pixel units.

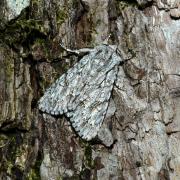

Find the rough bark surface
[[0, 0, 179, 179]]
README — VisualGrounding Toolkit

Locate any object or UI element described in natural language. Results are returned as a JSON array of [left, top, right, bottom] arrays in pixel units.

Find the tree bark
[[0, 0, 180, 179]]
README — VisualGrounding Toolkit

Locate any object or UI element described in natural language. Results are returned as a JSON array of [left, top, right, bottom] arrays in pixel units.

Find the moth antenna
[[60, 42, 93, 56], [59, 43, 80, 55], [166, 73, 180, 77]]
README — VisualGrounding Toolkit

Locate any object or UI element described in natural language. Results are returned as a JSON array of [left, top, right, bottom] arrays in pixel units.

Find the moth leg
[[167, 73, 180, 77], [60, 43, 93, 56]]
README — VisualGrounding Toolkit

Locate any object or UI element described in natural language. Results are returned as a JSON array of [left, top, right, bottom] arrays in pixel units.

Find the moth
[[38, 43, 124, 141]]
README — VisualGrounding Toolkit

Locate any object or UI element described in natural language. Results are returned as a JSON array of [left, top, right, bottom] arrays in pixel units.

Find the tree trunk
[[0, 0, 180, 179]]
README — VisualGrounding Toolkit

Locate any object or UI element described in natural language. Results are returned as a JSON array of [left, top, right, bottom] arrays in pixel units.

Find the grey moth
[[38, 44, 123, 140]]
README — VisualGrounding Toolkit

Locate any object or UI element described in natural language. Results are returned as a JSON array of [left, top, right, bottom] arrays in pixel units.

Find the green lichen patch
[[79, 140, 94, 169], [0, 19, 47, 48], [27, 155, 42, 180], [0, 135, 9, 148], [56, 8, 68, 26], [80, 168, 91, 179], [0, 131, 42, 179], [31, 38, 50, 60], [0, 135, 21, 176], [56, 0, 78, 27], [30, 0, 42, 13], [116, 0, 138, 10], [84, 144, 92, 168], [4, 54, 14, 83]]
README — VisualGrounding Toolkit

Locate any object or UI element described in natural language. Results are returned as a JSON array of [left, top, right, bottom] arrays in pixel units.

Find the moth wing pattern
[[38, 44, 122, 140]]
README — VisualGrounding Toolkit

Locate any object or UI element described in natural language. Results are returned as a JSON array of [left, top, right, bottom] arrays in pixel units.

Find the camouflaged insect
[[38, 44, 123, 140]]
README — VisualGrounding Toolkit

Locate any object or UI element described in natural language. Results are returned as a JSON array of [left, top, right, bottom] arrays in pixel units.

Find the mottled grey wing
[[38, 45, 121, 140]]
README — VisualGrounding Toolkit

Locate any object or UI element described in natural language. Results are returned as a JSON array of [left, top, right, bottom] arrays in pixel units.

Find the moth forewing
[[38, 44, 122, 140]]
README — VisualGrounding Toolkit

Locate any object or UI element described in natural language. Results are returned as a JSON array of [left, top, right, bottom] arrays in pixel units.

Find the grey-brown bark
[[0, 0, 180, 179]]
